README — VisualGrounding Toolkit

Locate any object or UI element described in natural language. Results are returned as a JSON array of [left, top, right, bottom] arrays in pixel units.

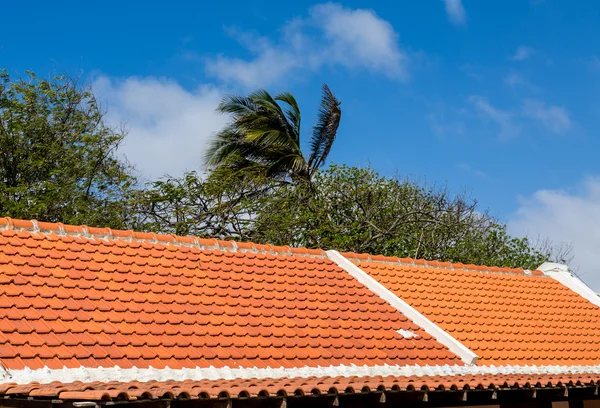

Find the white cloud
[[468, 96, 572, 138], [442, 0, 467, 26], [93, 76, 226, 180], [508, 178, 600, 291], [207, 50, 299, 91], [510, 46, 535, 61], [468, 95, 520, 138], [522, 99, 571, 133], [205, 3, 407, 88], [311, 4, 405, 75]]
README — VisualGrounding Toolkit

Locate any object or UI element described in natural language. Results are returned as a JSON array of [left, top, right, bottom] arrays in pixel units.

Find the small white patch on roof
[[396, 329, 419, 339]]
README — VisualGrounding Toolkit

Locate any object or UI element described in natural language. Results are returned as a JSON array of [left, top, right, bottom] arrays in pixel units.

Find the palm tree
[[204, 84, 341, 185]]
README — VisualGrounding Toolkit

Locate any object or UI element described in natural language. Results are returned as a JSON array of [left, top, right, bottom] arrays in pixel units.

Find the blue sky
[[3, 0, 600, 287]]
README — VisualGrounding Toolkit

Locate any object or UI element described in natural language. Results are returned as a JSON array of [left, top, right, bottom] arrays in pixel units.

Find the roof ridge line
[[341, 251, 545, 278], [0, 217, 326, 259]]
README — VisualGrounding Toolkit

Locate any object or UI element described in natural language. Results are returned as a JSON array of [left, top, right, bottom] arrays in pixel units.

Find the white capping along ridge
[[0, 218, 328, 259], [539, 262, 600, 308], [325, 250, 479, 365], [4, 364, 600, 385]]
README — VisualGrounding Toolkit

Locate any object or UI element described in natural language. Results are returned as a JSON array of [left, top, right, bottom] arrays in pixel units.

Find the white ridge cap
[[538, 262, 570, 274], [4, 364, 600, 385], [326, 250, 479, 365]]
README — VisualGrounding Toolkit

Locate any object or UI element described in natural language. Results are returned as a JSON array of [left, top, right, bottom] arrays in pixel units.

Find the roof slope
[[343, 253, 600, 366], [0, 219, 459, 379]]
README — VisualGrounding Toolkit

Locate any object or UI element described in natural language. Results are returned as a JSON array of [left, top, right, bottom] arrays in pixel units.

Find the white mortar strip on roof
[[539, 262, 600, 308], [0, 219, 329, 259], [326, 250, 479, 365], [4, 364, 600, 385]]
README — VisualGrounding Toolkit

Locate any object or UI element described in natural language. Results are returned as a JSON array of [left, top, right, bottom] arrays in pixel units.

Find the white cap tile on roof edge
[[4, 364, 600, 385]]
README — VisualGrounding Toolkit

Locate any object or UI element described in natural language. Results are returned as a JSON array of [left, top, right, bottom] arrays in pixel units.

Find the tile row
[[2, 373, 599, 401]]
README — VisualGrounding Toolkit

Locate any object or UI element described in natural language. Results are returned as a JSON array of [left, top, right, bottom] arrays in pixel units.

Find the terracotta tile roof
[[3, 217, 600, 403], [0, 218, 459, 375], [1, 374, 599, 401], [342, 252, 600, 366]]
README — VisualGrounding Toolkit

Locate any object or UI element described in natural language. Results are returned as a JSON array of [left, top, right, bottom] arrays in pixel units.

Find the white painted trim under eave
[[539, 262, 600, 308], [325, 250, 479, 365], [5, 364, 600, 385]]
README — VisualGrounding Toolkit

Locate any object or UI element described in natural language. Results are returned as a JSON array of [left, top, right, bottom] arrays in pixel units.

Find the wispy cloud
[[442, 0, 467, 26], [510, 45, 535, 61], [504, 71, 534, 89], [522, 99, 571, 133], [427, 113, 465, 137], [587, 56, 600, 70], [93, 76, 226, 180], [459, 63, 484, 81], [205, 3, 407, 88], [457, 163, 486, 178], [468, 95, 520, 138], [467, 95, 572, 138], [508, 177, 600, 290]]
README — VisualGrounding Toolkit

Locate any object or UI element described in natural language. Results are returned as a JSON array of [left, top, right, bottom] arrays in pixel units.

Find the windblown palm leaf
[[204, 84, 341, 184], [307, 84, 341, 176]]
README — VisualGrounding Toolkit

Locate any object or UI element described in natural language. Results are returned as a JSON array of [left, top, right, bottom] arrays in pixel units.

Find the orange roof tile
[[0, 373, 599, 401], [0, 218, 460, 375], [343, 252, 600, 366]]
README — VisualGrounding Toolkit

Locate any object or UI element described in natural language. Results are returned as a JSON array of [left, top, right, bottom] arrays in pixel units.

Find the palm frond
[[250, 89, 300, 151], [205, 86, 337, 183], [217, 95, 258, 117], [249, 89, 286, 119], [275, 92, 301, 142], [203, 127, 244, 167], [307, 84, 341, 175], [266, 154, 307, 180]]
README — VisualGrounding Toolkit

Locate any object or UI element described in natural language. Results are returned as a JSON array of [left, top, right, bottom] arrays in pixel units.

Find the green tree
[[204, 84, 341, 184], [0, 70, 136, 227], [139, 164, 569, 270], [250, 165, 569, 269], [134, 170, 271, 239]]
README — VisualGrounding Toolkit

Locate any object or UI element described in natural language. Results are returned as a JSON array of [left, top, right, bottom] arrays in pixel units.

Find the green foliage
[[133, 171, 271, 239], [204, 84, 341, 184], [250, 164, 554, 269], [141, 164, 562, 270], [0, 70, 136, 227]]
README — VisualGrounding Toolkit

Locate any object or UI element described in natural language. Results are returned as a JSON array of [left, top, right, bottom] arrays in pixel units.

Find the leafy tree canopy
[[0, 70, 136, 227], [133, 170, 270, 239], [141, 165, 569, 270], [251, 164, 570, 269]]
